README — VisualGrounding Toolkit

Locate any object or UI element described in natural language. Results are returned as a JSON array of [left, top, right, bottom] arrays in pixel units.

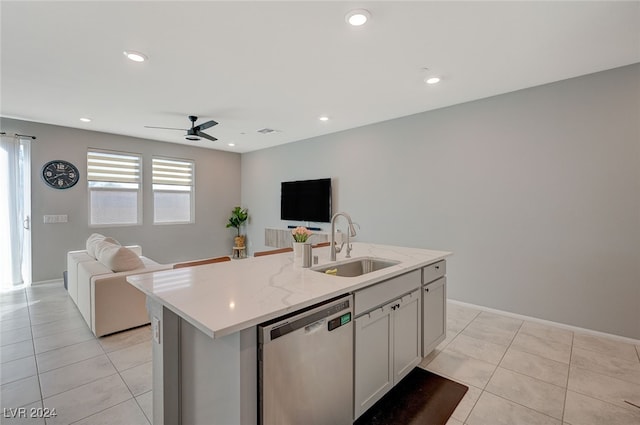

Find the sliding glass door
[[0, 137, 31, 290]]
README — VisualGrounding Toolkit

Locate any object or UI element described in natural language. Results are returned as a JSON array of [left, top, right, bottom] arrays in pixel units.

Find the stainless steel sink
[[312, 257, 400, 277]]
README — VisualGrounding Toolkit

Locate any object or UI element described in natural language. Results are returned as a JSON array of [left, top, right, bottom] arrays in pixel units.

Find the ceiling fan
[[145, 115, 218, 141]]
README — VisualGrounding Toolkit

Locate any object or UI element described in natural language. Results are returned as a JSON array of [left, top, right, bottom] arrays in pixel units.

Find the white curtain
[[0, 136, 29, 288]]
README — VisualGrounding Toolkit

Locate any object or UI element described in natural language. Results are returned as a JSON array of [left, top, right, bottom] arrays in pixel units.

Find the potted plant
[[226, 207, 249, 248]]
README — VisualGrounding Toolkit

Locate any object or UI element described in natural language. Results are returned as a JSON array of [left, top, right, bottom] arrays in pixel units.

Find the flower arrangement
[[291, 226, 313, 243]]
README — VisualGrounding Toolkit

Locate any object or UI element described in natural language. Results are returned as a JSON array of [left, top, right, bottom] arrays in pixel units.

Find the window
[[152, 157, 194, 224], [87, 150, 141, 226]]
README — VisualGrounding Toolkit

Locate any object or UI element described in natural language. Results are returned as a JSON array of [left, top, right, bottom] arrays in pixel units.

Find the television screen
[[281, 178, 332, 223]]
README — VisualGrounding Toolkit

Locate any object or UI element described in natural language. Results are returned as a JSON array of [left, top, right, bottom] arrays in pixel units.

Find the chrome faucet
[[330, 212, 357, 261]]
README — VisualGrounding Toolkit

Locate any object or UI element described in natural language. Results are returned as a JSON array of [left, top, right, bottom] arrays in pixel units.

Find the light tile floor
[[1, 283, 152, 425], [427, 303, 640, 425], [2, 283, 640, 424]]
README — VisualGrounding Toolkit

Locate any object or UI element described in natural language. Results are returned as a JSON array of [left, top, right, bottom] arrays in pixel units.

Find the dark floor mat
[[354, 367, 468, 425]]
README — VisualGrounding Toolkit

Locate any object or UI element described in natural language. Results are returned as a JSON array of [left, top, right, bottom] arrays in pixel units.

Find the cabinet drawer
[[422, 260, 446, 284], [354, 270, 420, 317]]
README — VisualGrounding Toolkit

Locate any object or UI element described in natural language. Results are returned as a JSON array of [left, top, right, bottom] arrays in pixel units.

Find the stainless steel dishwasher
[[259, 294, 353, 425]]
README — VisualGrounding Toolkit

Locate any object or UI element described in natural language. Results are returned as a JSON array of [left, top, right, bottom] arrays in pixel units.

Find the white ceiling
[[2, 1, 639, 153]]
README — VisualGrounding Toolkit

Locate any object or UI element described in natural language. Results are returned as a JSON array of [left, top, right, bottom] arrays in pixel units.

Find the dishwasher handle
[[305, 320, 324, 334], [260, 295, 352, 343]]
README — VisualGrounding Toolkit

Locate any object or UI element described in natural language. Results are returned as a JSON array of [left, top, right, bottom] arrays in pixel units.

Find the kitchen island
[[127, 242, 451, 425]]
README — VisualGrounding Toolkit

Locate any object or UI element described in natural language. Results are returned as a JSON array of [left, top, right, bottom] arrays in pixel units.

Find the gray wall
[[1, 118, 241, 283], [241, 64, 640, 339]]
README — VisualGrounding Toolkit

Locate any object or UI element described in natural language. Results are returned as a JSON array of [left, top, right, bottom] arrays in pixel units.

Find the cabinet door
[[422, 277, 447, 357], [354, 305, 393, 420], [392, 289, 422, 384]]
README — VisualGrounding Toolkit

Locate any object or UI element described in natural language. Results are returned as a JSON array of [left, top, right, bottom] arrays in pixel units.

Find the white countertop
[[127, 243, 451, 339]]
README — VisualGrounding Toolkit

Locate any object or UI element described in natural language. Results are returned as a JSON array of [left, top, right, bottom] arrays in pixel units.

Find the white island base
[[147, 299, 258, 425]]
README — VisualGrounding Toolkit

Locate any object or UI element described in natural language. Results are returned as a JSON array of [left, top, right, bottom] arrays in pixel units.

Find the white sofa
[[67, 239, 172, 337]]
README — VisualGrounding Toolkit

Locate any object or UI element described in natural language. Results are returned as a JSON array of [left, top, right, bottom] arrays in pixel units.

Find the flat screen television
[[281, 178, 332, 223]]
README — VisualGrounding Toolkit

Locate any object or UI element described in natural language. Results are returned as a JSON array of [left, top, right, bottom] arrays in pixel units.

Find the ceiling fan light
[[425, 77, 441, 85], [123, 50, 147, 62], [185, 135, 201, 141], [346, 9, 370, 26]]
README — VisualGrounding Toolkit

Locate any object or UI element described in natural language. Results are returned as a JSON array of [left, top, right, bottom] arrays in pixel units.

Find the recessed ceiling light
[[228, 143, 235, 147], [79, 117, 91, 123], [346, 9, 370, 26], [319, 116, 330, 122], [425, 77, 441, 85], [123, 50, 147, 62]]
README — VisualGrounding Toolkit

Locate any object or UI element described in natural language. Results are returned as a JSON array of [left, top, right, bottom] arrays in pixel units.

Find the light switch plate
[[43, 214, 68, 223]]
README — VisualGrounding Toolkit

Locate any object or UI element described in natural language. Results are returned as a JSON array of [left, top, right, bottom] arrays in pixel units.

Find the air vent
[[257, 128, 276, 134]]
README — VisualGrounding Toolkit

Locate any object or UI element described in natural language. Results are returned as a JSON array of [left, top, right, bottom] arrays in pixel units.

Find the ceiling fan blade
[[196, 131, 217, 142], [144, 126, 187, 131], [194, 120, 218, 131]]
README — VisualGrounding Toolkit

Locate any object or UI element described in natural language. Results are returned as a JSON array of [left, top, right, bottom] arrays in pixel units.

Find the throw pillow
[[104, 236, 120, 245], [95, 240, 144, 272], [86, 233, 105, 258], [86, 234, 120, 258]]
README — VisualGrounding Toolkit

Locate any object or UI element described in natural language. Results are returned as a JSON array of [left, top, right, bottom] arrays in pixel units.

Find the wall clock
[[41, 160, 80, 189]]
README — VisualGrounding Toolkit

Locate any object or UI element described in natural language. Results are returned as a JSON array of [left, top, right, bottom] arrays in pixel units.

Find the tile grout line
[[36, 350, 106, 375], [67, 397, 139, 425], [41, 371, 122, 401], [132, 390, 153, 425], [480, 313, 523, 379], [457, 311, 516, 423], [33, 332, 96, 357], [571, 343, 640, 364], [467, 317, 523, 423], [0, 340, 34, 365], [24, 286, 47, 412], [479, 390, 567, 424], [101, 332, 151, 424], [560, 328, 574, 424]]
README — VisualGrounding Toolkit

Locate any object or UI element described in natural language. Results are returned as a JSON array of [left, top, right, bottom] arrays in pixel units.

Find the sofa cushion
[[66, 251, 95, 303], [95, 240, 144, 272]]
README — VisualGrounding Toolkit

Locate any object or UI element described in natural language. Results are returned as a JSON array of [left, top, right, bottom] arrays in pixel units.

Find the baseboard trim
[[448, 299, 640, 346], [31, 278, 64, 286]]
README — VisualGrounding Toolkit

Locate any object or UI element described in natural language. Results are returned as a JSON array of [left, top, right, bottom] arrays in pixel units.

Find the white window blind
[[87, 150, 141, 226], [152, 157, 194, 224]]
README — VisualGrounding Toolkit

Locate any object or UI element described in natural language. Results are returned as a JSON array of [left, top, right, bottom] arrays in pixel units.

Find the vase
[[292, 242, 308, 267]]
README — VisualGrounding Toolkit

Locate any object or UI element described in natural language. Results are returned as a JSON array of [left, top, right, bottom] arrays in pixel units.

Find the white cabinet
[[422, 261, 447, 357], [353, 270, 421, 420], [393, 289, 422, 382], [354, 305, 392, 418]]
